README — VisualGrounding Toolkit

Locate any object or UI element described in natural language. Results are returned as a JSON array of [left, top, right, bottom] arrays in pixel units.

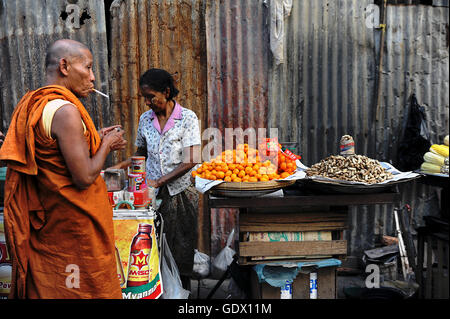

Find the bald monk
[[0, 39, 126, 298]]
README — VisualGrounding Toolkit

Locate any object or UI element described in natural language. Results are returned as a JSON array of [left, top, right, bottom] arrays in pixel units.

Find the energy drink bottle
[[127, 223, 152, 287]]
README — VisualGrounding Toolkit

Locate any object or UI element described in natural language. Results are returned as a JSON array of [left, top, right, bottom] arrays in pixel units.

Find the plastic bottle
[[280, 280, 293, 299]]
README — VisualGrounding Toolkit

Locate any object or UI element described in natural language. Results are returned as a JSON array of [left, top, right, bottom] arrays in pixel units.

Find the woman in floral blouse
[[113, 68, 201, 290]]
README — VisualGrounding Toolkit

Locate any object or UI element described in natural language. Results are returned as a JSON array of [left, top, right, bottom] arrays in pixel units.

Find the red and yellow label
[[113, 214, 162, 299], [127, 249, 150, 284]]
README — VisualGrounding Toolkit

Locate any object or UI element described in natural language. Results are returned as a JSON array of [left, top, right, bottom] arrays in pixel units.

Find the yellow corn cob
[[420, 162, 441, 174], [430, 144, 449, 158], [423, 152, 445, 166], [444, 135, 449, 146]]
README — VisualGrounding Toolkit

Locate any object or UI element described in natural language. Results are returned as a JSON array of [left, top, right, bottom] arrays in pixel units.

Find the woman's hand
[[147, 179, 162, 188], [98, 125, 123, 140]]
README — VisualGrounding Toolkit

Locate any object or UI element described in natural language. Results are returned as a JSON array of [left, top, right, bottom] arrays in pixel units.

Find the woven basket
[[212, 179, 295, 191]]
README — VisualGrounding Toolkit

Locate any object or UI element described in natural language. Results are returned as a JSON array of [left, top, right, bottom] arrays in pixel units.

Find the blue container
[[0, 167, 6, 181]]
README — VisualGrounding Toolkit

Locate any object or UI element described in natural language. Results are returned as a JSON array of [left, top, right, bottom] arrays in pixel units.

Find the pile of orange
[[192, 143, 297, 182]]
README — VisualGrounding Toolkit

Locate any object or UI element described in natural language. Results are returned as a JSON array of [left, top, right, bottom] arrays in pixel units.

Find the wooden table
[[207, 186, 402, 264], [208, 190, 401, 210], [205, 186, 402, 299]]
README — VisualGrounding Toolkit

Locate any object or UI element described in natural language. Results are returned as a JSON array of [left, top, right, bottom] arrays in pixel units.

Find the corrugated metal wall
[[108, 0, 207, 163], [1, 0, 448, 259], [205, 0, 270, 255], [205, 0, 269, 132], [0, 0, 111, 138], [267, 0, 448, 256], [108, 0, 210, 251]]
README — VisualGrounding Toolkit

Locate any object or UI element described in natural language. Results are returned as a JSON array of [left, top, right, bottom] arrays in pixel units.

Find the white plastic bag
[[192, 249, 210, 279], [160, 233, 190, 299], [211, 229, 236, 279]]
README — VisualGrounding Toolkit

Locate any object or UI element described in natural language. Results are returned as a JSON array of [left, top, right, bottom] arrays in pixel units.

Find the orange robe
[[0, 85, 122, 299]]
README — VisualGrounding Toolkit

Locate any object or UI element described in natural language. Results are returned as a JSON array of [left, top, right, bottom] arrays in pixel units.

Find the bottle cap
[[138, 223, 152, 234]]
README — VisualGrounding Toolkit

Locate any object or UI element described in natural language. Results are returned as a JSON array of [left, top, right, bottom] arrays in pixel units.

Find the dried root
[[306, 155, 393, 184]]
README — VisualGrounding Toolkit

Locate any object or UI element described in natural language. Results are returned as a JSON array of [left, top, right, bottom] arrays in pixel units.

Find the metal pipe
[[394, 207, 414, 281], [375, 0, 388, 122]]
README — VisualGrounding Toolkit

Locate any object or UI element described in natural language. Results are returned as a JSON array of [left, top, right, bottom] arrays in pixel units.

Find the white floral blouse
[[135, 101, 201, 196]]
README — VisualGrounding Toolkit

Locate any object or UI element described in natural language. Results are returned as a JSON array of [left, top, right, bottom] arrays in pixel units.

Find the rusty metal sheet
[[205, 0, 269, 138], [267, 0, 448, 256], [205, 0, 270, 256], [0, 0, 111, 138], [109, 0, 207, 163]]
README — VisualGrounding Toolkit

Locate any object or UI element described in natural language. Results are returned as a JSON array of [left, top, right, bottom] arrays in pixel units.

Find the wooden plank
[[240, 212, 347, 224], [292, 272, 309, 299], [208, 192, 400, 209], [309, 267, 336, 299], [239, 212, 348, 232], [425, 237, 433, 298], [445, 243, 450, 299], [251, 266, 337, 299], [437, 239, 443, 298], [197, 193, 211, 256], [239, 256, 344, 266], [239, 240, 347, 257], [241, 223, 347, 232], [416, 232, 424, 298]]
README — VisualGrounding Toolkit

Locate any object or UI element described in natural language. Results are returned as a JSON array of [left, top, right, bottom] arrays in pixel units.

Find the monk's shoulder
[[52, 104, 84, 135]]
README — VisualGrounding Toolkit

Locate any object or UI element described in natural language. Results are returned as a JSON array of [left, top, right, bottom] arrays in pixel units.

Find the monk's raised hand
[[98, 125, 122, 140]]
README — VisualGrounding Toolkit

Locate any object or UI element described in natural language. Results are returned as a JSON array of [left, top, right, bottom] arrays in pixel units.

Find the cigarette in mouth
[[92, 88, 109, 99]]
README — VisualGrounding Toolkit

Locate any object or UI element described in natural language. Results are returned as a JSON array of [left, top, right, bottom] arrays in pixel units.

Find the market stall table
[[208, 187, 400, 261], [208, 190, 401, 209], [205, 185, 402, 299]]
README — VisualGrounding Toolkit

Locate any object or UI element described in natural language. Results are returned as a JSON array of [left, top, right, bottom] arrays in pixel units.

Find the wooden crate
[[239, 211, 348, 232], [416, 227, 449, 299], [250, 266, 337, 299], [238, 210, 348, 264]]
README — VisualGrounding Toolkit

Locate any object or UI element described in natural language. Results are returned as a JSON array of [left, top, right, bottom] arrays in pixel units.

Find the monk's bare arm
[[108, 146, 146, 170], [51, 104, 125, 189]]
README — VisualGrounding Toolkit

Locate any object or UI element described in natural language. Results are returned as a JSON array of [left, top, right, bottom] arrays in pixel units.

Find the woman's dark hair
[[139, 68, 179, 100]]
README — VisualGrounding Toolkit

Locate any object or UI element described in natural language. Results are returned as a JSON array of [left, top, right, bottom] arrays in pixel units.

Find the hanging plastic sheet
[[264, 0, 293, 65]]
